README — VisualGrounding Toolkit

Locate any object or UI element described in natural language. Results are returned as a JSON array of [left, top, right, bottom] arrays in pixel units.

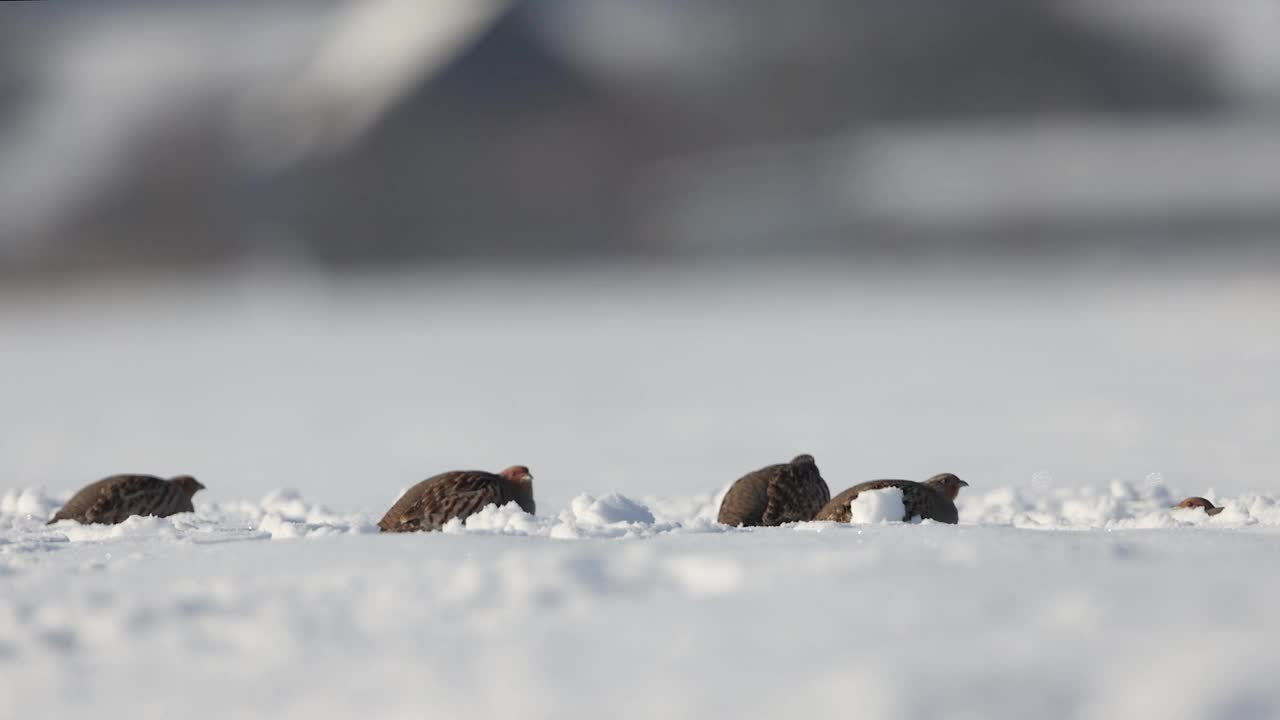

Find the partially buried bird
[[816, 473, 968, 524], [378, 465, 535, 533], [1174, 497, 1224, 516], [717, 454, 831, 527], [47, 474, 205, 525]]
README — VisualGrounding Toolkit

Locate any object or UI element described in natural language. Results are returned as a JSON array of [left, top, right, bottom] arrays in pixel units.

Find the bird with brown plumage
[[47, 474, 205, 525], [1174, 497, 1224, 516], [717, 454, 831, 527], [378, 465, 535, 532], [817, 473, 969, 524]]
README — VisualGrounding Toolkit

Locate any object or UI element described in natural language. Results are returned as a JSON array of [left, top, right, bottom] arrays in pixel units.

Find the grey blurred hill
[[1, 0, 1277, 274]]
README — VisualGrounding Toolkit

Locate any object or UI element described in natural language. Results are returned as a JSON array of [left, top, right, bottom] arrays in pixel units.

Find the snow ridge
[[3, 480, 1276, 549]]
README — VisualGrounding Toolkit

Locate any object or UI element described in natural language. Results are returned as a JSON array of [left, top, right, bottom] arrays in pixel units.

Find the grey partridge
[[817, 473, 968, 524], [47, 474, 205, 525], [717, 454, 831, 527], [379, 465, 535, 533]]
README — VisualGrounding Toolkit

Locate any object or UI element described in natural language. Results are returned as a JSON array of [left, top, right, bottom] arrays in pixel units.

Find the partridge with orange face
[[379, 465, 536, 532], [1174, 497, 1224, 516], [47, 474, 205, 525], [817, 473, 968, 524]]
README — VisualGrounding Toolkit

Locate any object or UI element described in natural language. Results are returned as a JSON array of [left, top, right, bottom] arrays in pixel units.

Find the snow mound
[[56, 514, 181, 541], [446, 501, 546, 535], [441, 495, 679, 540], [0, 487, 63, 522], [203, 489, 377, 539], [643, 491, 723, 530], [241, 489, 378, 539], [847, 487, 907, 524], [568, 493, 656, 526]]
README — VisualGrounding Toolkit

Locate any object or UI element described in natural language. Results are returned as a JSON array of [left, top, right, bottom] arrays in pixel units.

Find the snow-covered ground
[[4, 482, 1280, 719], [3, 262, 1280, 718], [3, 261, 1279, 512]]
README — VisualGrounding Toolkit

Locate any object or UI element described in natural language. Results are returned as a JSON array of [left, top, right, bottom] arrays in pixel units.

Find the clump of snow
[[643, 491, 723, 531], [568, 493, 655, 526], [847, 487, 907, 524], [57, 514, 180, 541], [0, 487, 64, 522], [445, 501, 545, 535], [441, 495, 680, 540], [259, 488, 322, 518], [209, 489, 378, 538]]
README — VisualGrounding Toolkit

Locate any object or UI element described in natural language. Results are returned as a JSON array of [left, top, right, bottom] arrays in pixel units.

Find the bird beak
[[1206, 506, 1224, 516], [958, 480, 969, 487], [523, 474, 533, 482]]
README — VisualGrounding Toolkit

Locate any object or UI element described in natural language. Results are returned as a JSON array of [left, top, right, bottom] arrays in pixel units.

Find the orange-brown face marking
[[1176, 497, 1223, 515], [500, 465, 533, 485]]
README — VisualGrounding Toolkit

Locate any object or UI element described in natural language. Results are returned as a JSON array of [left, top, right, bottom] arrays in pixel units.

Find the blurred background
[[1, 0, 1278, 510]]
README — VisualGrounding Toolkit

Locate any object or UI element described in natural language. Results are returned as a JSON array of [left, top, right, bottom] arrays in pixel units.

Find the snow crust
[[3, 483, 1280, 720], [3, 481, 1280, 719], [5, 479, 1272, 540], [4, 267, 1280, 718]]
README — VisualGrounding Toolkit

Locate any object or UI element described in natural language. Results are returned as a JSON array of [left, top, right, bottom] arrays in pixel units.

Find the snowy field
[[3, 261, 1280, 718]]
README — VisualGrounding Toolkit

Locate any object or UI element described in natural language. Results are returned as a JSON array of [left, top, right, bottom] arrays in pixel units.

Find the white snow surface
[[4, 482, 1280, 719], [4, 264, 1280, 718]]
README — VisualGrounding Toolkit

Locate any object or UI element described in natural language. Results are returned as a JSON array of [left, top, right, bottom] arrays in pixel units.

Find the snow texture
[[4, 266, 1280, 718], [3, 481, 1280, 719]]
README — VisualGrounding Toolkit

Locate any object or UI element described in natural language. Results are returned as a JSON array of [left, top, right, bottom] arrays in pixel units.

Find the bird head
[[925, 473, 969, 500], [1174, 497, 1223, 516], [170, 475, 206, 497], [500, 465, 534, 487]]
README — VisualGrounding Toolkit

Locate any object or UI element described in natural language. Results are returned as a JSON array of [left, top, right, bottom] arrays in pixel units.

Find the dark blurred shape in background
[[1, 0, 1279, 274]]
